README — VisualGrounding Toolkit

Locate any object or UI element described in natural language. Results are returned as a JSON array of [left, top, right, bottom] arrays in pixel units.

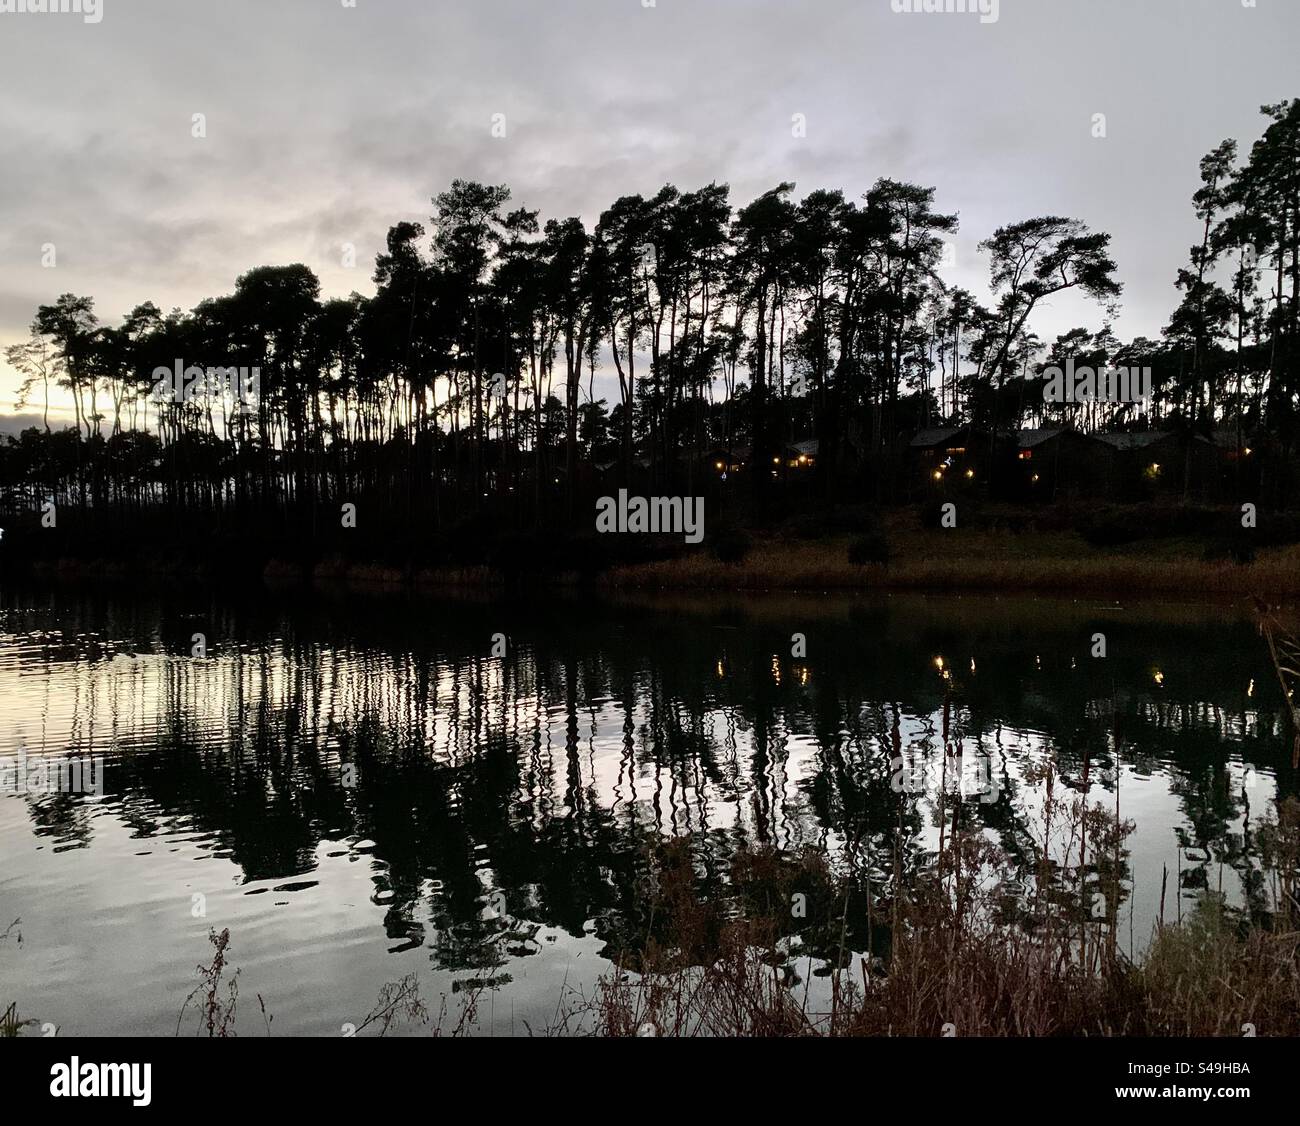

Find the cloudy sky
[[0, 0, 1295, 428]]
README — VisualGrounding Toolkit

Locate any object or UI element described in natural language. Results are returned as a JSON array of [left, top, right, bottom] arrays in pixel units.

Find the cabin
[[782, 439, 818, 471], [1210, 427, 1254, 457], [1210, 427, 1261, 498], [1013, 428, 1116, 500], [908, 426, 984, 495], [590, 450, 655, 487], [703, 445, 750, 479], [1096, 431, 1221, 501]]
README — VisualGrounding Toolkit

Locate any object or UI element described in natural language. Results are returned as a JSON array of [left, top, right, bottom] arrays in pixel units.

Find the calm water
[[1, 584, 1295, 1036]]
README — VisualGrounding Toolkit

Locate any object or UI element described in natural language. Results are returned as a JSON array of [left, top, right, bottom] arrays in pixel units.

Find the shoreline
[[10, 529, 1297, 602], [600, 536, 1300, 598]]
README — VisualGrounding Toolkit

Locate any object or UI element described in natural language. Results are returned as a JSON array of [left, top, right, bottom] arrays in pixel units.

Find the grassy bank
[[567, 876, 1300, 1038], [602, 520, 1300, 598], [10, 503, 1300, 599], [283, 505, 1300, 598]]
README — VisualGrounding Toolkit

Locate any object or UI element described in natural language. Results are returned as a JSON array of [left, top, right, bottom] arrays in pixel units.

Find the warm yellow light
[[934, 656, 944, 671], [715, 461, 724, 470], [1247, 678, 1254, 697], [1153, 669, 1164, 686], [1031, 474, 1040, 483], [933, 470, 943, 481], [1244, 447, 1253, 456], [716, 660, 725, 678], [965, 469, 974, 479], [772, 456, 780, 465]]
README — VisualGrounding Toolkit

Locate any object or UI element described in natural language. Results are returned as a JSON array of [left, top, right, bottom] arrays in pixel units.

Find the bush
[[848, 531, 890, 567], [1253, 511, 1300, 547], [710, 527, 751, 565], [1202, 536, 1256, 565], [784, 506, 881, 541], [784, 513, 832, 541], [1077, 507, 1154, 546], [1076, 504, 1210, 547]]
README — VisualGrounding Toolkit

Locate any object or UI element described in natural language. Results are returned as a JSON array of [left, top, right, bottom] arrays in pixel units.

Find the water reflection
[[1, 586, 1295, 1034]]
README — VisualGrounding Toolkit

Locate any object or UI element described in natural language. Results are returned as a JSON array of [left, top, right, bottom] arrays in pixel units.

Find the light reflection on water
[[0, 585, 1294, 1035]]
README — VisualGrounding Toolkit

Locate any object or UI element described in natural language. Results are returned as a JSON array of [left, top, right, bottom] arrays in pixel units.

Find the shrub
[[1078, 507, 1153, 546], [1203, 536, 1257, 565], [556, 799, 1300, 1037], [710, 527, 751, 565], [784, 513, 832, 540], [785, 506, 882, 541], [848, 531, 890, 567]]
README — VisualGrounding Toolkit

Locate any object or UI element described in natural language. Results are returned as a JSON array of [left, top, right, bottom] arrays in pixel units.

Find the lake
[[1, 583, 1294, 1036]]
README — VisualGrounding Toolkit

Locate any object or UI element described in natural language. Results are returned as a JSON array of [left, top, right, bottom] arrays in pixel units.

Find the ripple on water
[[0, 591, 1292, 1035]]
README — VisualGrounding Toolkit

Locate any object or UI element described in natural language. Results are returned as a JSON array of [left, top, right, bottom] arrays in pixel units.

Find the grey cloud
[[1, 0, 1297, 401]]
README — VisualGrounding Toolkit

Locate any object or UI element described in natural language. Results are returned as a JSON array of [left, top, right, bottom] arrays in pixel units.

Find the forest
[[2, 98, 1298, 565]]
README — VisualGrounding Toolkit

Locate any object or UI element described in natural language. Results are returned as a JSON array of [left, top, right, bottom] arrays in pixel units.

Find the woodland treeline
[[3, 98, 1299, 548]]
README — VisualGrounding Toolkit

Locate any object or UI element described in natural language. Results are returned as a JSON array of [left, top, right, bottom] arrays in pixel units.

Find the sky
[[0, 0, 1296, 431]]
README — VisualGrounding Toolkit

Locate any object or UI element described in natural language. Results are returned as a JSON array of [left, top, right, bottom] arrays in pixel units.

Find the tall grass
[[0, 919, 27, 1038], [603, 534, 1300, 597], [552, 794, 1300, 1038]]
